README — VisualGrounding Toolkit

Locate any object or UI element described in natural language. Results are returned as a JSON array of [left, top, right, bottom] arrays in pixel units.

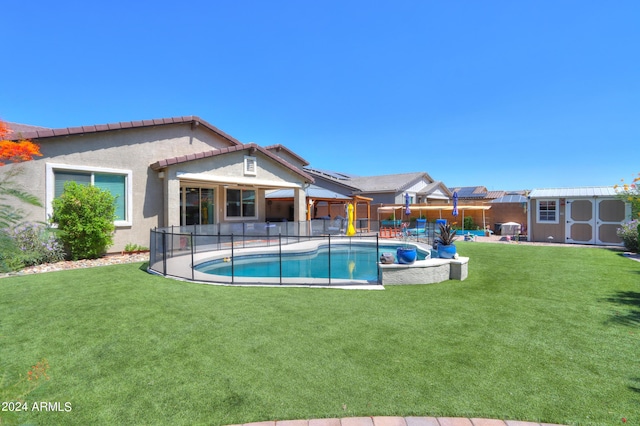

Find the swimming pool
[[456, 230, 487, 236], [195, 242, 431, 282]]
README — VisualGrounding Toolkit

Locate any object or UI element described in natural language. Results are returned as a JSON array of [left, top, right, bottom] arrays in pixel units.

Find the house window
[[244, 156, 257, 176], [537, 199, 558, 223], [46, 163, 132, 226], [181, 187, 215, 226], [226, 188, 256, 219]]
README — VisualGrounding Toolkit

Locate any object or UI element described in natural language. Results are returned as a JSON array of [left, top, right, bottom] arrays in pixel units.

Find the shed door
[[595, 199, 626, 246], [565, 199, 595, 244]]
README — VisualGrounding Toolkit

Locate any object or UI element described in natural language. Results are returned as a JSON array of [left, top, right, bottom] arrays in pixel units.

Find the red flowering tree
[[0, 119, 43, 228], [0, 120, 42, 165]]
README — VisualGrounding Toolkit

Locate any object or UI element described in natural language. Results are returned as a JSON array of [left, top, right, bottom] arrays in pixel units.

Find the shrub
[[9, 222, 65, 266], [123, 243, 148, 253], [0, 223, 65, 272], [0, 230, 23, 272], [617, 220, 639, 253], [51, 181, 116, 260], [463, 216, 475, 230]]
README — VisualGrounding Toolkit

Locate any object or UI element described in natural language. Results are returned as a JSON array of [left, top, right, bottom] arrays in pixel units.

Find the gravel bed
[[1, 252, 150, 278]]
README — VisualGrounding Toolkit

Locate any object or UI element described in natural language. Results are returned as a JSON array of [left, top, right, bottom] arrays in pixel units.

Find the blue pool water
[[195, 244, 431, 281], [456, 230, 486, 236]]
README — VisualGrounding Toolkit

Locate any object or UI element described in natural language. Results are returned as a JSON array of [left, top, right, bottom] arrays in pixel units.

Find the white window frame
[[224, 187, 258, 221], [537, 199, 559, 224], [46, 163, 133, 227], [244, 155, 257, 176]]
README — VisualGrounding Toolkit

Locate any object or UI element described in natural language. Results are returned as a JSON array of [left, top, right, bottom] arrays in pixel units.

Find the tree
[[0, 119, 43, 227], [614, 172, 640, 220], [0, 120, 42, 165], [614, 172, 640, 252]]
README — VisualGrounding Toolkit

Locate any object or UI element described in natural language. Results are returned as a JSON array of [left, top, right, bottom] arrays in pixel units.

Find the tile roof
[[449, 186, 488, 198], [485, 190, 506, 199], [417, 180, 453, 197], [264, 144, 310, 166], [149, 143, 315, 183], [344, 172, 431, 193], [529, 186, 617, 198], [3, 116, 243, 146], [4, 122, 50, 136]]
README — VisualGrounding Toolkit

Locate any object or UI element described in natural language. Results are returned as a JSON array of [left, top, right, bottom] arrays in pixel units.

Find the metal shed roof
[[528, 186, 617, 198]]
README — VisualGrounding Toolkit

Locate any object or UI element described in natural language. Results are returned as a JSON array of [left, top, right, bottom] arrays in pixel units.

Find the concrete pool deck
[[227, 415, 566, 426]]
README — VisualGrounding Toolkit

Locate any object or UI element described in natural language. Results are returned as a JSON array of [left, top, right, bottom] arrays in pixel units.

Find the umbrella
[[404, 193, 411, 216], [452, 192, 458, 217]]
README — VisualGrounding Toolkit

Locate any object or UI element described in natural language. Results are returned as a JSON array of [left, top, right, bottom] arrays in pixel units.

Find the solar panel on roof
[[305, 167, 359, 180]]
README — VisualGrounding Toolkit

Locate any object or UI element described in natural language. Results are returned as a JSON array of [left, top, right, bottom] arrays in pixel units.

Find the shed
[[527, 186, 630, 246]]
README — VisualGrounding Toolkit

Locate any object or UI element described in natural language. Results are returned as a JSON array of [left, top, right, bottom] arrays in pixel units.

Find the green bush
[[51, 181, 116, 260], [463, 216, 475, 230]]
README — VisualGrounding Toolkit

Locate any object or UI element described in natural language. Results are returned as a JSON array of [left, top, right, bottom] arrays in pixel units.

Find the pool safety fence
[[148, 220, 436, 286]]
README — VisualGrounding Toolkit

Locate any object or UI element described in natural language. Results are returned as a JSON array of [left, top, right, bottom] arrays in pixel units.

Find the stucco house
[[527, 186, 630, 246], [3, 116, 314, 252]]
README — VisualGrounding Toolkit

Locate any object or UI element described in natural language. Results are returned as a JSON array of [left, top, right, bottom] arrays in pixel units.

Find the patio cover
[[267, 185, 372, 227], [377, 204, 492, 231], [267, 185, 351, 200]]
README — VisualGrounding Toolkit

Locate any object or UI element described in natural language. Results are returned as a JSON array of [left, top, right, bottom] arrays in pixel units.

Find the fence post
[[231, 234, 235, 284], [376, 233, 382, 285], [328, 234, 331, 286], [162, 230, 167, 276], [279, 233, 282, 285], [190, 232, 195, 281]]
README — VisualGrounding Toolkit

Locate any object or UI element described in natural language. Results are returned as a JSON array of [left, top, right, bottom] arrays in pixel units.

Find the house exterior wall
[[529, 200, 565, 242], [371, 193, 399, 205], [491, 203, 529, 234], [1, 123, 245, 252], [162, 150, 309, 227]]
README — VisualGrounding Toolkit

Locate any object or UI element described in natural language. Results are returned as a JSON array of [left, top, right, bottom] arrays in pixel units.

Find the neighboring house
[[2, 116, 314, 252], [448, 186, 505, 202], [305, 169, 452, 205], [528, 186, 630, 246], [304, 169, 453, 225]]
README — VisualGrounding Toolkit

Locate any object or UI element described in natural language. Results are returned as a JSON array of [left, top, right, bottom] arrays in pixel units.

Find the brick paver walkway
[[227, 416, 566, 426]]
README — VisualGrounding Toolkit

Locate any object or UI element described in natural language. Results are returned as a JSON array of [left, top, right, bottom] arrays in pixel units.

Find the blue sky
[[3, 1, 638, 191]]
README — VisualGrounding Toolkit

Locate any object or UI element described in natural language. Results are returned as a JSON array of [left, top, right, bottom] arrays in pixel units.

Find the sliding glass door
[[181, 187, 215, 226]]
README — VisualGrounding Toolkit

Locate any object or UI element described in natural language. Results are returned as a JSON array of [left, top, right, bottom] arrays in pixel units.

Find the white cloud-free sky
[[3, 1, 638, 190]]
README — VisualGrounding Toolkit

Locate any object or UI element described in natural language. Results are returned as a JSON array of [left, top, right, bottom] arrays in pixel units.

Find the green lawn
[[1, 242, 638, 425]]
